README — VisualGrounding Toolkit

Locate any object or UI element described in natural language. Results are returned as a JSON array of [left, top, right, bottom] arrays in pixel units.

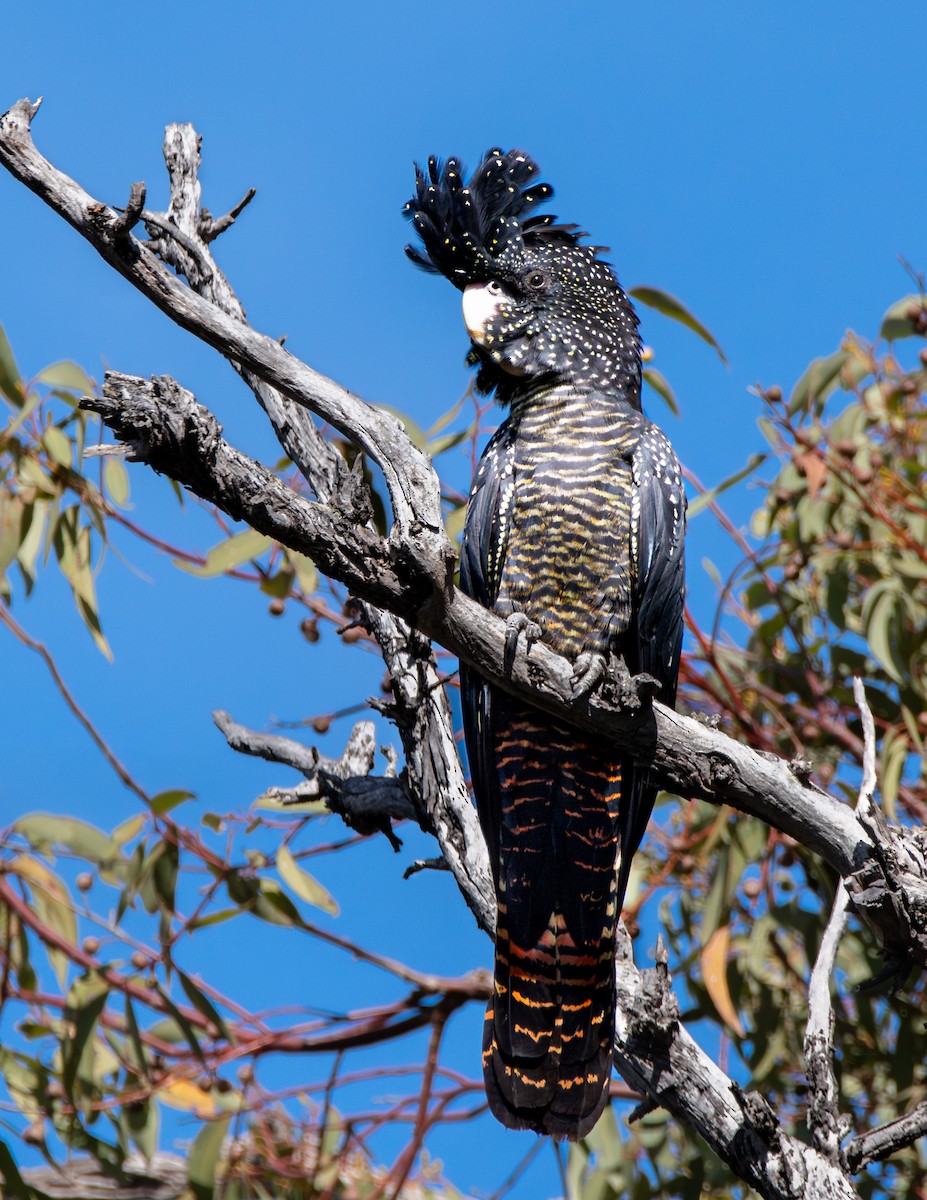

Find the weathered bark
[[5, 94, 927, 1198]]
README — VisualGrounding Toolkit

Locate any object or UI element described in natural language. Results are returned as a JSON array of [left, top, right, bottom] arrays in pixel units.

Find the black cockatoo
[[404, 150, 686, 1140]]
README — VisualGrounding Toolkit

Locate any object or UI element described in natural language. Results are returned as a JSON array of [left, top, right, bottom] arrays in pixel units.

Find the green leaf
[[566, 1138, 590, 1200], [18, 456, 57, 498], [152, 983, 207, 1066], [122, 1096, 159, 1163], [880, 294, 926, 341], [642, 366, 679, 416], [863, 584, 906, 685], [9, 855, 77, 989], [701, 556, 723, 590], [787, 348, 848, 415], [189, 907, 241, 930], [145, 1017, 188, 1044], [188, 1114, 232, 1200], [259, 567, 293, 598], [136, 841, 172, 913], [123, 996, 148, 1078], [880, 731, 909, 821], [103, 457, 130, 507], [62, 972, 109, 1097], [150, 789, 196, 815], [426, 427, 471, 458], [53, 512, 112, 660], [288, 551, 318, 595], [687, 453, 767, 519], [425, 392, 466, 440], [0, 1047, 46, 1124], [251, 879, 303, 927], [0, 323, 24, 407], [582, 1103, 624, 1170], [110, 814, 146, 847], [445, 503, 467, 545], [0, 495, 26, 580], [14, 813, 116, 864], [35, 361, 95, 395], [153, 840, 179, 912], [629, 286, 727, 363], [42, 426, 73, 469], [699, 844, 730, 946], [15, 501, 48, 595], [276, 844, 339, 916], [177, 970, 233, 1042], [825, 562, 850, 630], [174, 528, 272, 578]]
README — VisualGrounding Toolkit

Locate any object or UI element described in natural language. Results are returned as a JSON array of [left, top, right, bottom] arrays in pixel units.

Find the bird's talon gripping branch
[[503, 611, 542, 673], [571, 650, 608, 698]]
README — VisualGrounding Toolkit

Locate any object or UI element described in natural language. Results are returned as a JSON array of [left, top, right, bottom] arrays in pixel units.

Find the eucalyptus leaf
[[0, 322, 24, 406], [177, 969, 233, 1042], [35, 361, 95, 395], [880, 293, 926, 341], [42, 425, 73, 469], [103, 457, 130, 507], [14, 813, 117, 864], [175, 528, 272, 578], [150, 789, 196, 815], [188, 1114, 232, 1200], [276, 844, 339, 916], [642, 366, 679, 416], [787, 348, 848, 415], [9, 855, 77, 989], [629, 286, 728, 363]]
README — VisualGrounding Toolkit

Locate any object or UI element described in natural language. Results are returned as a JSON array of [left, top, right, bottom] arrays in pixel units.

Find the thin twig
[[382, 1005, 449, 1200], [0, 601, 149, 802]]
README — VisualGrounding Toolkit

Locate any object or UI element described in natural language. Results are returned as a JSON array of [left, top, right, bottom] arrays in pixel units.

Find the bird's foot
[[504, 612, 541, 674], [571, 651, 607, 698]]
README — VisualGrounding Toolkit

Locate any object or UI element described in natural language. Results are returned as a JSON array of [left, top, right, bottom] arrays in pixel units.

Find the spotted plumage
[[405, 149, 686, 1140]]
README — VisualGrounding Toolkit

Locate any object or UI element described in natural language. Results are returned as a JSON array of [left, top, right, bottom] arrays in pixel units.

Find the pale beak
[[462, 282, 504, 344]]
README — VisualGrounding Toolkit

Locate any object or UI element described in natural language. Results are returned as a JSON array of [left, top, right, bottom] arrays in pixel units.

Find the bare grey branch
[[846, 1101, 927, 1173]]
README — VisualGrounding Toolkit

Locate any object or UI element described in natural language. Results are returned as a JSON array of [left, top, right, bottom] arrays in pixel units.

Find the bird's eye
[[526, 271, 548, 291], [486, 280, 503, 295]]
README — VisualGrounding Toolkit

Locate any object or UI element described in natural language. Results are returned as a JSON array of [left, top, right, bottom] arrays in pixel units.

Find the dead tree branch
[[803, 680, 877, 1166], [133, 117, 489, 931], [212, 712, 418, 832]]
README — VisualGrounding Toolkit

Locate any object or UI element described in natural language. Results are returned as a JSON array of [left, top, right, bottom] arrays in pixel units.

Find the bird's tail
[[480, 710, 626, 1140]]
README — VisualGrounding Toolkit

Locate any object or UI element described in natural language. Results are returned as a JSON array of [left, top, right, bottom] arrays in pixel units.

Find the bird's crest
[[404, 149, 598, 289]]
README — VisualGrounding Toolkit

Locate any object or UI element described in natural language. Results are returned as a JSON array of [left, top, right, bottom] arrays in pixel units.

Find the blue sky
[[2, 3, 926, 1196]]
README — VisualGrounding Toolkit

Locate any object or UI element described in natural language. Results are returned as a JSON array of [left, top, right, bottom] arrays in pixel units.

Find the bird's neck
[[501, 368, 642, 415]]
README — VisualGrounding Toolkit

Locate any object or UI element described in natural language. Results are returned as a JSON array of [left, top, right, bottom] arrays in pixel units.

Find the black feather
[[403, 148, 557, 287]]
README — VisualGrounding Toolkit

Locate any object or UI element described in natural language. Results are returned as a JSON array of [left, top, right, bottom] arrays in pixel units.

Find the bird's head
[[404, 149, 641, 400]]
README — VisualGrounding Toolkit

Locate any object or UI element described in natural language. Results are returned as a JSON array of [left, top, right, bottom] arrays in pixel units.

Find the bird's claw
[[571, 651, 607, 698], [504, 612, 542, 674]]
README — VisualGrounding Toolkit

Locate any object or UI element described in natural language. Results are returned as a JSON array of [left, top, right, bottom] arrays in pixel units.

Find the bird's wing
[[459, 425, 515, 608], [632, 422, 687, 703], [612, 423, 686, 902], [458, 425, 518, 888]]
